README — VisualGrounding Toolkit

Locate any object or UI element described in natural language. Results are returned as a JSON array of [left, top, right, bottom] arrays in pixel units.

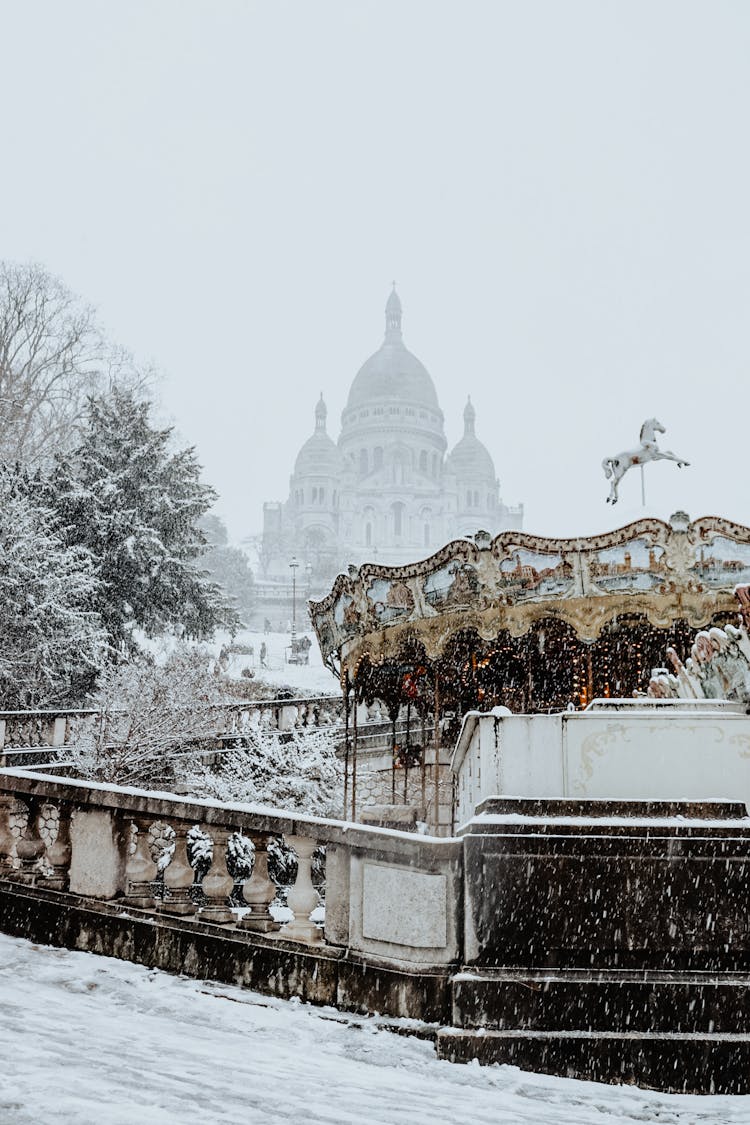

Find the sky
[[1, 0, 748, 545]]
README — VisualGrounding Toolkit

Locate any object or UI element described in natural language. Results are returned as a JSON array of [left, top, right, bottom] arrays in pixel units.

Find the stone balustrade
[[0, 696, 344, 768], [0, 767, 461, 963]]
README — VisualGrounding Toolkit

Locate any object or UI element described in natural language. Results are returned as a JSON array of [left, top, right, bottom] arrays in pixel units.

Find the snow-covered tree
[[66, 647, 230, 787], [198, 515, 255, 625], [0, 260, 148, 465], [0, 470, 106, 708], [48, 389, 237, 655]]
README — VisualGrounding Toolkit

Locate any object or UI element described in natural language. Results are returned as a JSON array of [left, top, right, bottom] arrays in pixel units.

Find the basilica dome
[[447, 398, 497, 480], [293, 395, 343, 478], [344, 287, 442, 415]]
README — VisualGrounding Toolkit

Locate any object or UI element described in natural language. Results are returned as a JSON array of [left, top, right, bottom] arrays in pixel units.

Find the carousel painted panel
[[496, 548, 574, 603], [423, 561, 483, 611], [692, 536, 750, 590], [332, 591, 361, 641], [587, 537, 667, 594], [366, 577, 415, 626]]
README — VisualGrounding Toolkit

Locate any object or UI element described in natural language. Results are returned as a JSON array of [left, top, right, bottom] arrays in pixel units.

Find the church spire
[[315, 392, 327, 432], [384, 281, 402, 342], [463, 396, 476, 436]]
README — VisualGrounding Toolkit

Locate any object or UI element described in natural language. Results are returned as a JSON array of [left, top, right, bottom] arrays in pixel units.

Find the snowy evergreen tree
[[0, 469, 106, 708], [49, 389, 238, 654], [198, 514, 255, 625]]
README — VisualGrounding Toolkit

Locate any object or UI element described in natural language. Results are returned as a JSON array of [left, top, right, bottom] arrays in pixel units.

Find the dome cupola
[[343, 286, 442, 416], [293, 394, 342, 478], [447, 396, 497, 481]]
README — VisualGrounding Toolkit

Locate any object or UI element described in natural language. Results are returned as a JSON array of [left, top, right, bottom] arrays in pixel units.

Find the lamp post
[[289, 556, 299, 647]]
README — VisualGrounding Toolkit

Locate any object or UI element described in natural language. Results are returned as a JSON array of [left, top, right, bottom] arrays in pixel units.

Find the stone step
[[451, 968, 750, 1034], [435, 1027, 750, 1094], [471, 795, 749, 821]]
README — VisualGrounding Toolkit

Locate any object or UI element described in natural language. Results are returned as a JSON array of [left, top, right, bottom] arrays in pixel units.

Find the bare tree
[[0, 261, 149, 464]]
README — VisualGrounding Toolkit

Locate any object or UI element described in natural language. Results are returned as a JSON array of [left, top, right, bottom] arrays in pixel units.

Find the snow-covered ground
[[219, 628, 338, 695], [145, 628, 339, 696], [1, 934, 747, 1125]]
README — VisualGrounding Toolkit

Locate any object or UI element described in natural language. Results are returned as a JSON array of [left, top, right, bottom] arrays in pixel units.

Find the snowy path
[[0, 934, 748, 1125]]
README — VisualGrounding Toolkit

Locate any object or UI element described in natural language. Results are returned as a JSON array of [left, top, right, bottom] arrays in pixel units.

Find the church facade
[[260, 287, 523, 600]]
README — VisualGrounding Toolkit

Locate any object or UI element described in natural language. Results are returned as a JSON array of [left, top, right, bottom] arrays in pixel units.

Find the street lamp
[[289, 556, 299, 646]]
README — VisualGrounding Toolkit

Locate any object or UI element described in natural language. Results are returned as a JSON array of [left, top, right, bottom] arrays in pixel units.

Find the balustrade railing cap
[[0, 768, 458, 853]]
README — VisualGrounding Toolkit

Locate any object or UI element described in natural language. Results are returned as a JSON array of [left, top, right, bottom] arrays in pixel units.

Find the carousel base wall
[[452, 704, 750, 827]]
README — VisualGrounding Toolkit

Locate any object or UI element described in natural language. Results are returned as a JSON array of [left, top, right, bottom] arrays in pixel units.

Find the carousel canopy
[[310, 513, 750, 681]]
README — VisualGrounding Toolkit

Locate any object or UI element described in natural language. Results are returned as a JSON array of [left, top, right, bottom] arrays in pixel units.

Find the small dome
[[345, 286, 441, 413], [294, 397, 343, 478], [447, 397, 496, 481]]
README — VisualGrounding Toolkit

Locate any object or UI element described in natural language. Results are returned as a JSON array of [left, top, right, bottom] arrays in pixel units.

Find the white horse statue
[[602, 418, 689, 505]]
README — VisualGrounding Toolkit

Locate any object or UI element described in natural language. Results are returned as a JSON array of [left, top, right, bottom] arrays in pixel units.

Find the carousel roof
[[309, 512, 750, 675]]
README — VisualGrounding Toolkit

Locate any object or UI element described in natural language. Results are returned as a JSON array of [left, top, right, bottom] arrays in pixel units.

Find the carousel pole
[[350, 677, 358, 822], [342, 673, 350, 820], [432, 672, 441, 835]]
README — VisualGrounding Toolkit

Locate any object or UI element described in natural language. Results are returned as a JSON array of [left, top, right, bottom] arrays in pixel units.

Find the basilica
[[260, 287, 523, 593]]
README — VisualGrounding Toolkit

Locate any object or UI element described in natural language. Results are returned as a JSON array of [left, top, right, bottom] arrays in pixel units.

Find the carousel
[[309, 512, 750, 823]]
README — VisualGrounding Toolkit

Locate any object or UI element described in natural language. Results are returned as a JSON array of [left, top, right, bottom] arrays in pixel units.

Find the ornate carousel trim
[[310, 514, 750, 674]]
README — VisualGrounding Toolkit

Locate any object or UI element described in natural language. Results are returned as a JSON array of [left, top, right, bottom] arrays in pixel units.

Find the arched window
[[374, 446, 383, 470], [466, 490, 472, 508], [432, 453, 438, 478], [312, 486, 318, 503], [319, 488, 325, 504], [419, 450, 428, 474], [474, 490, 480, 507], [392, 501, 405, 537], [360, 449, 368, 475], [365, 522, 372, 547]]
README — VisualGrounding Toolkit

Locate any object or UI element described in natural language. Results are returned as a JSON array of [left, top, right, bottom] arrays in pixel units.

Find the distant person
[[260, 642, 268, 668], [264, 618, 271, 635]]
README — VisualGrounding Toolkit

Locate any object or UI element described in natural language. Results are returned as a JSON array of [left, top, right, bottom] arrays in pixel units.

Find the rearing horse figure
[[602, 418, 689, 505]]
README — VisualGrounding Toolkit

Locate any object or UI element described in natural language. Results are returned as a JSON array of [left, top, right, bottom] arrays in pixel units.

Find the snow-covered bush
[[65, 647, 229, 787], [181, 725, 341, 818]]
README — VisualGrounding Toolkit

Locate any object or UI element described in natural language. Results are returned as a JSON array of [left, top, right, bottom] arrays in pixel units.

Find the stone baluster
[[40, 802, 72, 891], [237, 835, 280, 933], [160, 821, 197, 916], [201, 827, 235, 924], [280, 835, 322, 944], [0, 795, 15, 875], [124, 816, 158, 908], [15, 799, 47, 885]]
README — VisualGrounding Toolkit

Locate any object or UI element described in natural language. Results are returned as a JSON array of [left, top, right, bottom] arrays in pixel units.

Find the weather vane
[[602, 418, 689, 505]]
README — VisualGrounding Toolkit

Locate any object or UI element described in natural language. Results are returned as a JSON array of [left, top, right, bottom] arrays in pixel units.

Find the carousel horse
[[602, 418, 689, 504]]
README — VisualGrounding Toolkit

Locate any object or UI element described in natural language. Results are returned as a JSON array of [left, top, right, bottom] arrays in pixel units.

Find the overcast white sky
[[1, 1, 748, 545]]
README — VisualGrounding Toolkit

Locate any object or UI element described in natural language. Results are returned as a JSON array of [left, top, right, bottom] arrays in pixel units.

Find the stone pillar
[[41, 802, 72, 891], [15, 799, 46, 885], [280, 835, 322, 944], [124, 816, 158, 909], [237, 835, 281, 933], [161, 822, 197, 916], [200, 828, 235, 924]]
